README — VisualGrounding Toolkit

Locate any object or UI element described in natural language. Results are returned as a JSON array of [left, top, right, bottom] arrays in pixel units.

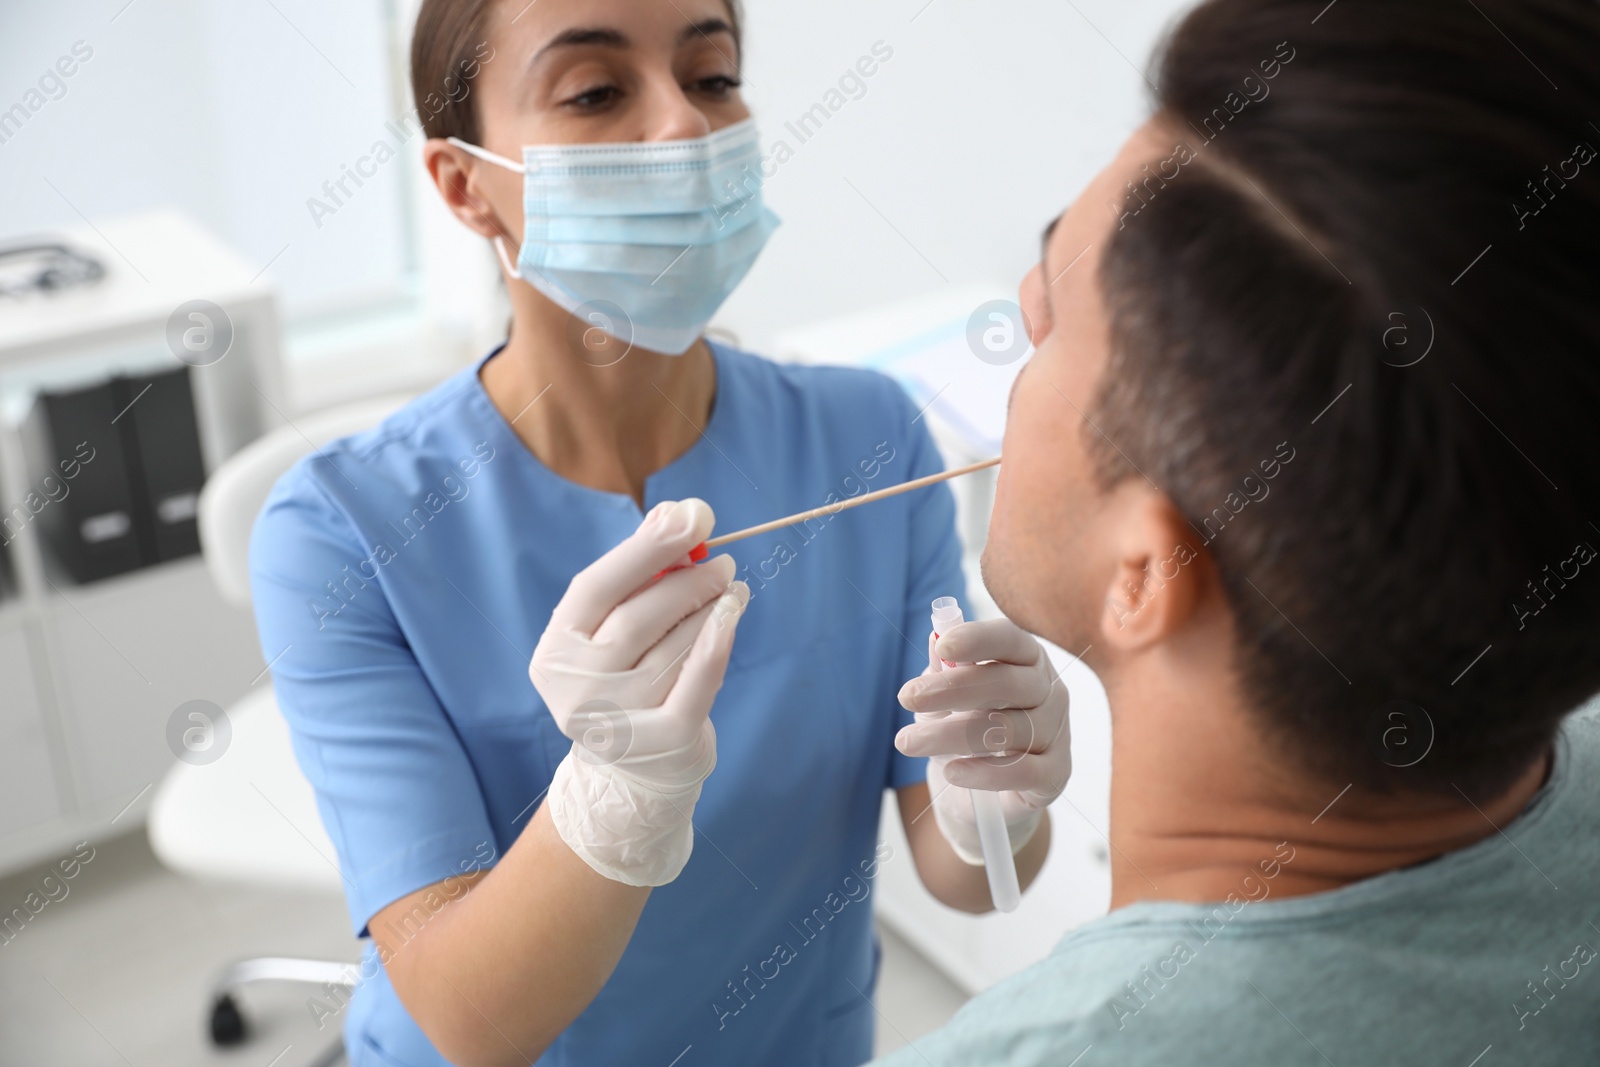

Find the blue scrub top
[[250, 342, 967, 1067]]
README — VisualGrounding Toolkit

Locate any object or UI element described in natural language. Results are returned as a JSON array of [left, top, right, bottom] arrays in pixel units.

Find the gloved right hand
[[531, 498, 749, 887]]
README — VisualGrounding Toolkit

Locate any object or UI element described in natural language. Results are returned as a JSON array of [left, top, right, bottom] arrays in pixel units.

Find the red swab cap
[[653, 542, 711, 581]]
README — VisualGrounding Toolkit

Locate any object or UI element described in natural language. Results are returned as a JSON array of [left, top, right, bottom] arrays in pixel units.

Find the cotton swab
[[651, 456, 1000, 579], [700, 456, 1001, 551]]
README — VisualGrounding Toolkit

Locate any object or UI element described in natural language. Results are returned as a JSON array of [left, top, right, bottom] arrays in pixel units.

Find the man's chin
[[980, 542, 1026, 628], [981, 539, 1088, 651]]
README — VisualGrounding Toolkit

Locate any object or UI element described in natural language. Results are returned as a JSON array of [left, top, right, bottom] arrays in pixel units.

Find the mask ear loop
[[447, 136, 528, 282], [491, 236, 523, 282], [446, 136, 525, 173]]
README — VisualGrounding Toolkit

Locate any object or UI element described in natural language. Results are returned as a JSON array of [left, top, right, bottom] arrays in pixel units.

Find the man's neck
[[1102, 658, 1551, 910]]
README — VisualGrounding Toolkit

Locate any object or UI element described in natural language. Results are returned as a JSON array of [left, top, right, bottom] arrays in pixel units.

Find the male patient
[[879, 0, 1600, 1062]]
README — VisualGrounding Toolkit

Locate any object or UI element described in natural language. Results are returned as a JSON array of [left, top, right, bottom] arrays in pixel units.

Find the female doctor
[[250, 1, 1071, 1064]]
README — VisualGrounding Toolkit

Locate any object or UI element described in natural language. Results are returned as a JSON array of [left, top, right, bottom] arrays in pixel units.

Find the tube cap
[[930, 595, 964, 635]]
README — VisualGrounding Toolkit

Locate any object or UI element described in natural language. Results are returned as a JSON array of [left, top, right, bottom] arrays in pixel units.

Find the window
[[0, 0, 416, 326]]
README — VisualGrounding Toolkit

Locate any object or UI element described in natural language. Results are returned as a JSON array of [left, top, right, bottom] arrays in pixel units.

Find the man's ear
[[422, 139, 509, 242], [1097, 484, 1206, 651]]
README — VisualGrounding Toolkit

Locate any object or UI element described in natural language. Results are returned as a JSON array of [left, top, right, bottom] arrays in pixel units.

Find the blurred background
[[0, 0, 1189, 1063]]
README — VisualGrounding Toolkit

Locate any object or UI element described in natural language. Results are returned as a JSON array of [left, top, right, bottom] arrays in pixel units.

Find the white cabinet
[[42, 560, 265, 811], [0, 611, 61, 837], [0, 211, 283, 875]]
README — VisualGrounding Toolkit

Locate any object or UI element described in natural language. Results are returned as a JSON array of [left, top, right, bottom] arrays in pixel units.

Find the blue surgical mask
[[449, 119, 780, 355]]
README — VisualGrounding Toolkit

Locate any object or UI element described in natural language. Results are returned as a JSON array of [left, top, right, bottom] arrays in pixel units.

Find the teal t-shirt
[[877, 703, 1600, 1066]]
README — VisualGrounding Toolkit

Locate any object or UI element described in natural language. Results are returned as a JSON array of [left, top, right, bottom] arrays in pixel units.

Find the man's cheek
[[993, 411, 1038, 539], [998, 383, 1059, 531]]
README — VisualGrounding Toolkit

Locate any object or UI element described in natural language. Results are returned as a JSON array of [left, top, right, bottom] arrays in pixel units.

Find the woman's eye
[[693, 75, 742, 96], [565, 85, 620, 109]]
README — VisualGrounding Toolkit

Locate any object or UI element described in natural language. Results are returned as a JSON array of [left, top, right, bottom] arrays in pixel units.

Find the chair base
[[209, 993, 247, 1046], [207, 956, 355, 1062]]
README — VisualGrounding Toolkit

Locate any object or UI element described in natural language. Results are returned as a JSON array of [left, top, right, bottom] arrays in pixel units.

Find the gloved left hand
[[894, 618, 1071, 865]]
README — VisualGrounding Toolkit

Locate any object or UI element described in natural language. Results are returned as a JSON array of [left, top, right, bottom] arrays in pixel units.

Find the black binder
[[114, 368, 205, 564], [22, 366, 208, 583], [22, 379, 144, 583]]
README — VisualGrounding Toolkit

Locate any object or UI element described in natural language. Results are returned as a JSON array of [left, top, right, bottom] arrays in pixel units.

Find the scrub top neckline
[[466, 339, 731, 517]]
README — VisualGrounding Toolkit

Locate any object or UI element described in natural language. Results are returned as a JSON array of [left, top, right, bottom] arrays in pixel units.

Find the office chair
[[147, 392, 415, 1064]]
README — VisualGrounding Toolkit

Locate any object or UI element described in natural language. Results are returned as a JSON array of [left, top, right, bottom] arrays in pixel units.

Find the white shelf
[[0, 211, 264, 355], [37, 551, 205, 605]]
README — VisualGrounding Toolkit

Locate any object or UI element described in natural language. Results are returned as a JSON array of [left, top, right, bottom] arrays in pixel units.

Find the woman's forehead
[[489, 0, 738, 55]]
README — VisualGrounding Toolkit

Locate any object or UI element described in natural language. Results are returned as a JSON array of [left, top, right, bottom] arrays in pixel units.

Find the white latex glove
[[895, 619, 1070, 865], [532, 498, 749, 887]]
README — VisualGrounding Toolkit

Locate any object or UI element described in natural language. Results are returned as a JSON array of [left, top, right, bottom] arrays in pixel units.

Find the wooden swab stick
[[702, 456, 1001, 550]]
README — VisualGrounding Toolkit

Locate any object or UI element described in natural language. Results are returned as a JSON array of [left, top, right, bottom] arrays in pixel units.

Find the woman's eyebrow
[[680, 18, 736, 45], [530, 27, 630, 69], [679, 18, 740, 67], [527, 20, 736, 71]]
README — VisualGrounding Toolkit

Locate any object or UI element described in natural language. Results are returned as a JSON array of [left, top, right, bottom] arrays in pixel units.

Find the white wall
[[717, 0, 1194, 353]]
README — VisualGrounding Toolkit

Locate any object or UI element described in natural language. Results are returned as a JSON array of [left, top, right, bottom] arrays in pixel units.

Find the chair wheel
[[209, 993, 248, 1046]]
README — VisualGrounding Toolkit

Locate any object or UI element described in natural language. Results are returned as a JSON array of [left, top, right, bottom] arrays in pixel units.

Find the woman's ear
[[1096, 487, 1207, 652], [423, 139, 510, 242]]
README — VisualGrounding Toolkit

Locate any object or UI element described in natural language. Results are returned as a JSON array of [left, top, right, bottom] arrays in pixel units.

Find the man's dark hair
[[1094, 0, 1600, 798]]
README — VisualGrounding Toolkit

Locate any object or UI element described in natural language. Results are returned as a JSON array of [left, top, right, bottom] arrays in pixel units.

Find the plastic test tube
[[929, 596, 1023, 914]]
